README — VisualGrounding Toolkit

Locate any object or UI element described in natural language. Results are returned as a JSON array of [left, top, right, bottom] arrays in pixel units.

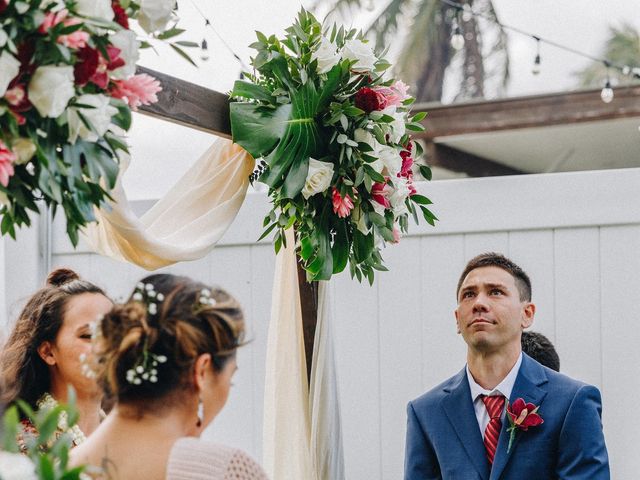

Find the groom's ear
[[521, 302, 535, 328], [454, 309, 461, 334]]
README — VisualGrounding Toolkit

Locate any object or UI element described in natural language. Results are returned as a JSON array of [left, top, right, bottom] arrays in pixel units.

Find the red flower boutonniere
[[506, 398, 544, 452]]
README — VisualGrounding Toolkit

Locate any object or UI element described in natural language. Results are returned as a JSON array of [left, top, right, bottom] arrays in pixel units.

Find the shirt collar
[[466, 352, 523, 402]]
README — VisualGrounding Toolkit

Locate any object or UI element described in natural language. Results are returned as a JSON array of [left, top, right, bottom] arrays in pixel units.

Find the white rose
[[389, 110, 406, 144], [12, 138, 36, 164], [0, 51, 20, 97], [67, 94, 118, 143], [311, 36, 340, 74], [109, 30, 140, 79], [342, 39, 377, 72], [302, 158, 334, 199], [377, 145, 402, 176], [74, 0, 114, 21], [138, 0, 175, 34], [389, 177, 411, 217], [28, 65, 75, 118], [0, 451, 37, 480]]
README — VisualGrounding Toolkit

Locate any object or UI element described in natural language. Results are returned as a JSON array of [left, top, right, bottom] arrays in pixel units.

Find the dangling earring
[[196, 398, 204, 427]]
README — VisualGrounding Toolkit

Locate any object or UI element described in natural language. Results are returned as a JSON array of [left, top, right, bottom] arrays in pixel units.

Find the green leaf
[[157, 27, 186, 40], [230, 103, 291, 158], [419, 164, 432, 181], [231, 80, 274, 103], [411, 111, 428, 122], [411, 194, 432, 205], [174, 40, 200, 48], [2, 406, 20, 453], [406, 122, 426, 132], [332, 222, 349, 273], [169, 43, 197, 67], [258, 222, 278, 241], [363, 164, 385, 183]]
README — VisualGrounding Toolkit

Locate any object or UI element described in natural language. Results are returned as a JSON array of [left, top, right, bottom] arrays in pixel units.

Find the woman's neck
[[48, 385, 102, 436]]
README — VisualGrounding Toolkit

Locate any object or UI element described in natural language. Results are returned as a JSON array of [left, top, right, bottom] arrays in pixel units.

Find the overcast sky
[[123, 0, 640, 200]]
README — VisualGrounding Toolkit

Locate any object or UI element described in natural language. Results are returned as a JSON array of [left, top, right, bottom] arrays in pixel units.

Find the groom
[[404, 253, 609, 479]]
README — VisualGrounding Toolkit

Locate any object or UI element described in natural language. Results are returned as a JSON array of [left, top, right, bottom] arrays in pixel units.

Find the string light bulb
[[531, 37, 541, 75], [200, 38, 209, 62], [600, 62, 614, 103], [450, 8, 464, 50], [600, 79, 613, 103], [365, 0, 375, 12]]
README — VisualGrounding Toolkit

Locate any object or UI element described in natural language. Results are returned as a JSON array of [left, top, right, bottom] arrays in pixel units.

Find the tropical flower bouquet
[[0, 0, 190, 245], [230, 9, 436, 283]]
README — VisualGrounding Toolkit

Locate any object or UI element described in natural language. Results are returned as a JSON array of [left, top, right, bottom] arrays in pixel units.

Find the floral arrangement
[[230, 9, 436, 283], [506, 398, 544, 452], [1, 394, 84, 479], [0, 0, 192, 245]]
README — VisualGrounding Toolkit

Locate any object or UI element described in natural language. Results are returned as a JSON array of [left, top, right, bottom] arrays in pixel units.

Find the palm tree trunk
[[415, 4, 452, 102]]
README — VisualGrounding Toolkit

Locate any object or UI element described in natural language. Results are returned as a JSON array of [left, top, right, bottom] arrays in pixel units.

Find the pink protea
[[0, 141, 16, 187], [373, 80, 410, 108], [111, 74, 162, 110], [371, 181, 391, 209], [332, 187, 354, 218]]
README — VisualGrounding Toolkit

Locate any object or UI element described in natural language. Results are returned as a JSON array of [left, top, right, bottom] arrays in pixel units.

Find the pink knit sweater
[[166, 437, 268, 480]]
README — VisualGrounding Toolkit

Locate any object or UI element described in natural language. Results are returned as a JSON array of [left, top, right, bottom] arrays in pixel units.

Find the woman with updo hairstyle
[[0, 268, 113, 451], [70, 274, 268, 480]]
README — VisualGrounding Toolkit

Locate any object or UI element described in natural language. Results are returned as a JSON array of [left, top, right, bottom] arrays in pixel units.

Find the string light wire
[[440, 0, 640, 82]]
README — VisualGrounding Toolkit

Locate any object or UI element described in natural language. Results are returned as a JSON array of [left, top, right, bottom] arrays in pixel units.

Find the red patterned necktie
[[482, 394, 505, 465]]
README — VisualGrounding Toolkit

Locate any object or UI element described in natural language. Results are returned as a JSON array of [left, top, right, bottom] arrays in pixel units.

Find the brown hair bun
[[46, 268, 80, 287]]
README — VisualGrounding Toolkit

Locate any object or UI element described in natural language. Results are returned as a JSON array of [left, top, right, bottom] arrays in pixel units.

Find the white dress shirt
[[466, 352, 523, 436]]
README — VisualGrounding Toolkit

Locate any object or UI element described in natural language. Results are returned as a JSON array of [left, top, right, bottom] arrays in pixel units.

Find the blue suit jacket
[[404, 354, 609, 479]]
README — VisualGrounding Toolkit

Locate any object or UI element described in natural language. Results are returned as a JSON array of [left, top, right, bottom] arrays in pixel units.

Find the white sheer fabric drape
[[83, 139, 254, 269], [263, 229, 345, 480]]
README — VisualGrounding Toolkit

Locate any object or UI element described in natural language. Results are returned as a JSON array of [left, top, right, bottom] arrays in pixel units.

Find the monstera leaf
[[230, 63, 342, 199]]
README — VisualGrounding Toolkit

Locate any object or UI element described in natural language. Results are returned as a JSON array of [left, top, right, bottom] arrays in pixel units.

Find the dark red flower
[[400, 149, 413, 178], [0, 0, 7, 15], [106, 45, 125, 71], [507, 398, 544, 431], [16, 41, 36, 76], [354, 87, 387, 113], [74, 46, 99, 86], [112, 1, 129, 29]]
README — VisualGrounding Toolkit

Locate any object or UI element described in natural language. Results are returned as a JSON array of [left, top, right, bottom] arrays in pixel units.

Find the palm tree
[[575, 23, 640, 88], [311, 0, 510, 103]]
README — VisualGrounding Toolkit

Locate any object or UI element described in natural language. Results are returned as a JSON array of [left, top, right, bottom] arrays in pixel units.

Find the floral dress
[[16, 393, 88, 454]]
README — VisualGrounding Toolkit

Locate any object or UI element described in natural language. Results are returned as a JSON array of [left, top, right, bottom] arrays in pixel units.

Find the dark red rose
[[354, 87, 387, 113], [507, 398, 544, 431], [112, 1, 129, 28], [0, 0, 7, 15], [74, 46, 99, 86]]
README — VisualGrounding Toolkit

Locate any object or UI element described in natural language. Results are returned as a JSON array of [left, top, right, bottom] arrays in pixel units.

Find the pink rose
[[0, 141, 16, 187], [39, 9, 68, 33], [373, 80, 410, 108], [58, 20, 90, 50], [110, 73, 162, 110], [332, 187, 354, 218]]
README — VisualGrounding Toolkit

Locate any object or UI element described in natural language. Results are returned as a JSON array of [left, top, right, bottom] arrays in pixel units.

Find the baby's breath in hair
[[124, 282, 168, 385]]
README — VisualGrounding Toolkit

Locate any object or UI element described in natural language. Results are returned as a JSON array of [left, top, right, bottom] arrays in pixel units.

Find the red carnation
[[74, 46, 99, 86], [112, 1, 129, 29], [354, 87, 387, 113]]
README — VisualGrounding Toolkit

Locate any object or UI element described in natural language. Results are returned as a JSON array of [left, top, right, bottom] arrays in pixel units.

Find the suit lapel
[[489, 354, 548, 480], [442, 369, 491, 480]]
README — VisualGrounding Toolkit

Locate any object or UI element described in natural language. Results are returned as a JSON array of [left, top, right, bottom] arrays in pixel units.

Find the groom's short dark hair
[[456, 252, 532, 302]]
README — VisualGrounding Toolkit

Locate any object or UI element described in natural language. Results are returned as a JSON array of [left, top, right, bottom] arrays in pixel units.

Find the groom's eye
[[490, 288, 504, 295]]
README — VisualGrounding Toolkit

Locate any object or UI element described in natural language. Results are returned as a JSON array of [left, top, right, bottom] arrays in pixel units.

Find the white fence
[[2, 167, 640, 479]]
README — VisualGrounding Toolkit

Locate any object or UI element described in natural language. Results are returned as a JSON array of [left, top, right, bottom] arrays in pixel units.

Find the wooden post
[[138, 66, 320, 382]]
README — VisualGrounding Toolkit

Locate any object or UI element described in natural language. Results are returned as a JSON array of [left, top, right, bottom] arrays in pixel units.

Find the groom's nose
[[472, 293, 489, 313]]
